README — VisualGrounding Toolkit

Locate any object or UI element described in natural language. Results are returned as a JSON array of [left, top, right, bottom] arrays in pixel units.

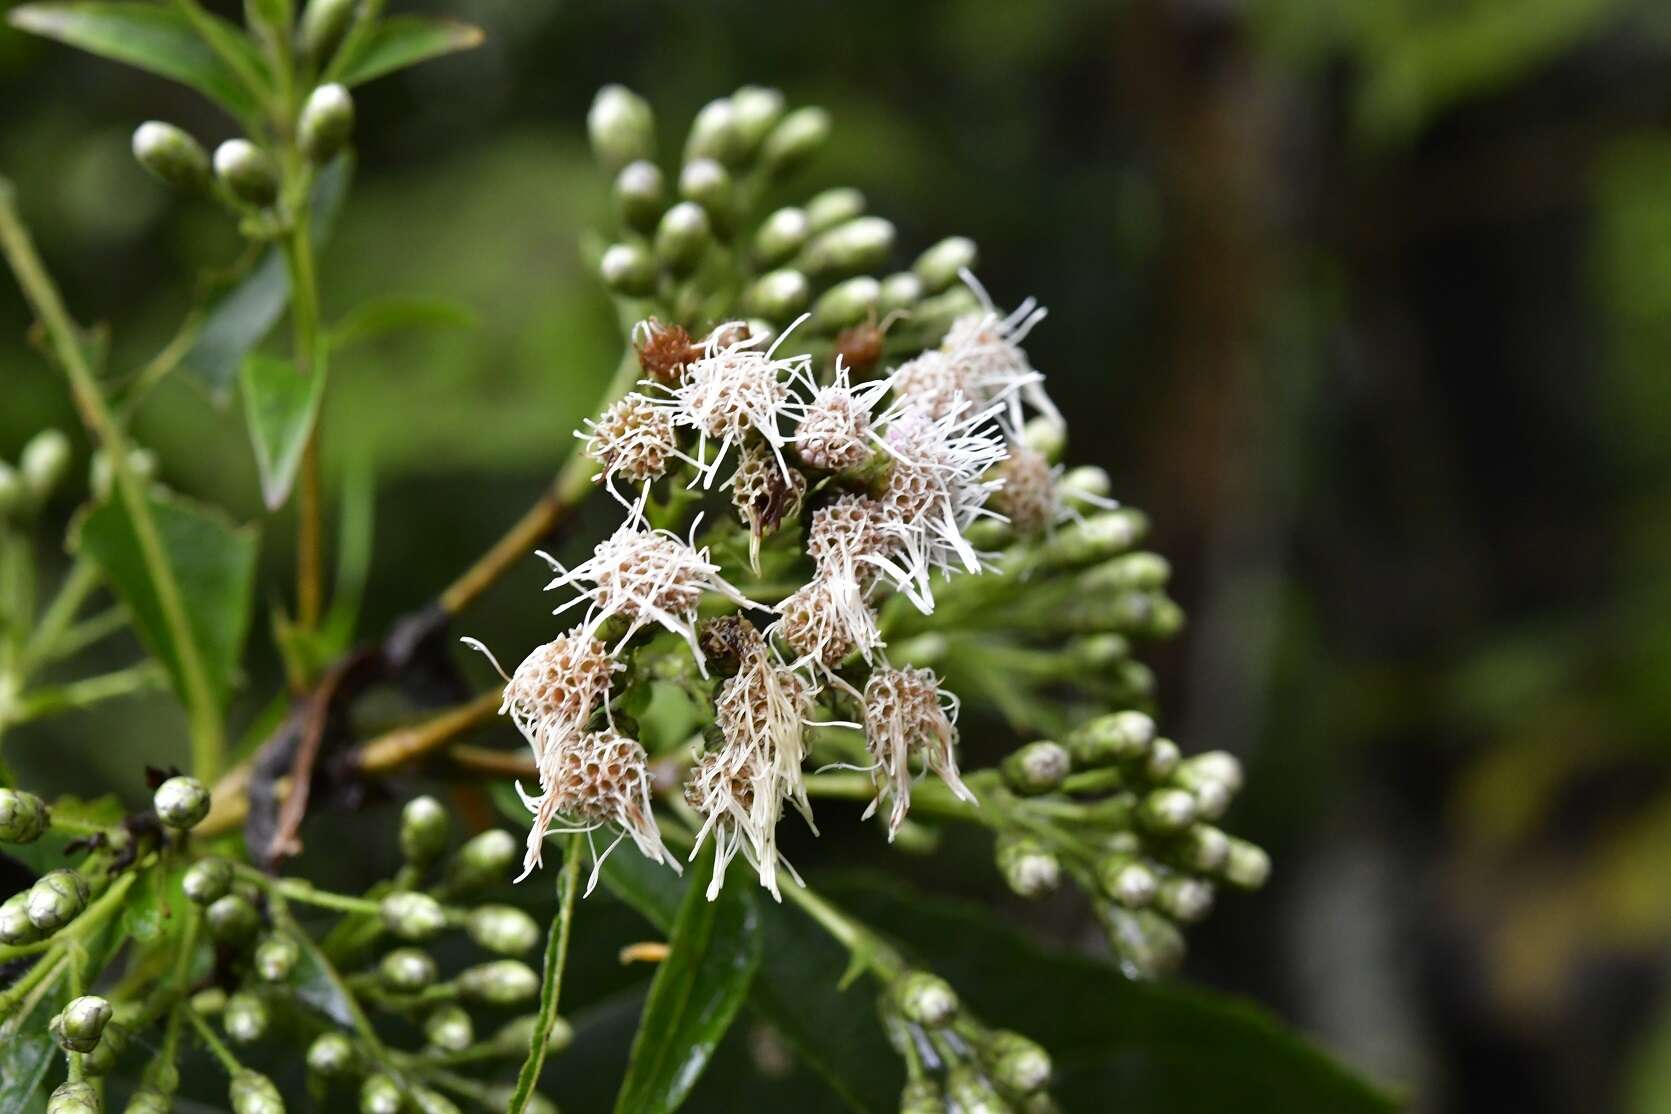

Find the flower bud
[[803, 216, 895, 276], [300, 0, 358, 60], [254, 933, 299, 982], [183, 857, 234, 904], [380, 946, 438, 992], [730, 86, 785, 154], [298, 83, 354, 164], [1042, 509, 1147, 566], [1001, 741, 1071, 796], [21, 429, 71, 504], [614, 160, 665, 232], [1223, 838, 1271, 890], [27, 869, 88, 932], [47, 1082, 99, 1114], [1021, 415, 1066, 463], [229, 1070, 284, 1114], [213, 140, 278, 207], [206, 893, 261, 945], [879, 271, 923, 314], [1144, 737, 1181, 780], [425, 1004, 474, 1051], [985, 1030, 1052, 1094], [1177, 825, 1229, 874], [83, 1018, 128, 1073], [893, 971, 957, 1027], [484, 1089, 558, 1114], [1179, 750, 1244, 794], [944, 1065, 1007, 1114], [412, 1090, 460, 1114], [224, 992, 269, 1044], [654, 201, 710, 275], [1097, 853, 1157, 908], [458, 959, 538, 1005], [811, 276, 880, 331], [55, 995, 112, 1053], [307, 1031, 356, 1076], [466, 904, 540, 956], [599, 242, 658, 297], [1156, 876, 1214, 923], [685, 98, 741, 165], [492, 1013, 572, 1055], [153, 775, 210, 829], [190, 988, 227, 1014], [90, 447, 158, 502], [1081, 553, 1171, 595], [1067, 711, 1154, 766], [899, 1078, 947, 1114], [360, 1074, 402, 1114], [1103, 905, 1185, 980], [761, 106, 830, 174], [743, 269, 810, 320], [446, 828, 517, 892], [679, 156, 733, 223], [0, 892, 42, 945], [1139, 788, 1198, 834], [753, 208, 809, 267], [400, 794, 450, 865], [996, 835, 1059, 899], [124, 1088, 170, 1114], [1058, 465, 1112, 503], [805, 187, 864, 234], [0, 788, 49, 843], [380, 891, 447, 941], [133, 121, 210, 192], [913, 236, 978, 293], [0, 463, 22, 520], [589, 85, 655, 170]]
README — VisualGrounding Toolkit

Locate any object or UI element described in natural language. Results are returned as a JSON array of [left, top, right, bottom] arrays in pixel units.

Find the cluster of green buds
[[884, 970, 1057, 1113], [0, 429, 71, 523]]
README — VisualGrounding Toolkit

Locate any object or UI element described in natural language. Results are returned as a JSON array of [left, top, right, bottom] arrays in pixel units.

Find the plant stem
[[283, 204, 326, 634], [355, 689, 504, 774], [21, 559, 100, 672], [185, 1003, 245, 1077], [781, 880, 907, 980], [506, 833, 582, 1114], [0, 181, 226, 781], [236, 867, 382, 917]]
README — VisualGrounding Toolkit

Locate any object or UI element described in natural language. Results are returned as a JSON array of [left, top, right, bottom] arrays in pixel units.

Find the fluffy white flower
[[862, 666, 974, 838], [578, 392, 690, 496], [938, 270, 1060, 432], [788, 358, 890, 472]]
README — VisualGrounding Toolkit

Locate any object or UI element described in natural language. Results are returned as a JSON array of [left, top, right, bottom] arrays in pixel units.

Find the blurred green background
[[6, 1, 1671, 1111]]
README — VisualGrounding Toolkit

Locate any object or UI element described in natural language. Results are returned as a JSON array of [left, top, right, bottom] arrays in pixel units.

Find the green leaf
[[77, 488, 258, 712], [181, 157, 353, 400], [5, 2, 268, 121], [240, 352, 326, 509], [614, 845, 761, 1114], [289, 924, 359, 1028], [327, 16, 485, 87], [328, 295, 476, 351], [122, 861, 187, 944], [0, 988, 57, 1114]]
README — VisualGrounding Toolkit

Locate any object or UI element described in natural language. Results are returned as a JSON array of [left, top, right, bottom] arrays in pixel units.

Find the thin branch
[[506, 833, 582, 1113]]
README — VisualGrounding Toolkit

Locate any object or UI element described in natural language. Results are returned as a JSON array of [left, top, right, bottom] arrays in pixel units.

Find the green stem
[[0, 183, 227, 781], [10, 662, 164, 725], [184, 1004, 244, 1077], [21, 559, 100, 673], [236, 867, 382, 917], [506, 833, 582, 1114], [281, 205, 327, 633], [41, 608, 128, 665]]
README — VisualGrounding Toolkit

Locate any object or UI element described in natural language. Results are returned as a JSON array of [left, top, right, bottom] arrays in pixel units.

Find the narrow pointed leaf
[[6, 2, 268, 120], [0, 990, 58, 1113], [327, 16, 485, 87], [328, 295, 476, 351], [77, 488, 258, 711], [241, 352, 326, 509]]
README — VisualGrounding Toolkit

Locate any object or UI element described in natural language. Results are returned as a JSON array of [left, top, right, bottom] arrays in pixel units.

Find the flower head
[[579, 393, 684, 492], [517, 729, 677, 888], [656, 320, 805, 489], [789, 358, 889, 472], [862, 666, 975, 838], [774, 570, 881, 668], [730, 440, 807, 572], [632, 318, 701, 385], [939, 270, 1060, 432]]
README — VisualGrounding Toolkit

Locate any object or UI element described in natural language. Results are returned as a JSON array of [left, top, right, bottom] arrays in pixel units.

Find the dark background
[[5, 2, 1671, 1112]]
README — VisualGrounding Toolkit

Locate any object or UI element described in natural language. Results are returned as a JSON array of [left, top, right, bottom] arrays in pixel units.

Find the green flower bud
[[599, 242, 658, 297], [0, 892, 42, 945], [753, 206, 810, 265], [27, 869, 88, 932], [183, 857, 235, 904], [132, 121, 210, 192], [122, 1087, 170, 1114], [1156, 876, 1214, 923], [213, 140, 278, 207], [190, 988, 227, 1015], [446, 829, 518, 892], [879, 271, 923, 314], [685, 98, 741, 165], [153, 775, 210, 829], [1179, 750, 1244, 794], [299, 0, 358, 61], [458, 959, 538, 1005], [298, 83, 354, 164], [229, 1070, 284, 1114], [492, 1013, 572, 1055], [379, 946, 438, 992], [483, 1089, 558, 1114], [307, 1031, 357, 1076], [893, 971, 957, 1027], [731, 86, 785, 153], [424, 1004, 474, 1051], [1020, 415, 1066, 463], [614, 160, 666, 232], [255, 933, 300, 982], [224, 991, 269, 1044], [900, 1077, 947, 1114], [1042, 509, 1147, 566], [944, 1065, 1009, 1114], [359, 1075, 401, 1114], [761, 106, 831, 174], [47, 1081, 99, 1114], [380, 891, 447, 941], [588, 85, 655, 170], [680, 156, 733, 219], [0, 788, 49, 843], [90, 447, 158, 502], [55, 995, 113, 1053], [1144, 737, 1181, 780], [1177, 825, 1229, 874], [1223, 838, 1271, 890], [0, 463, 21, 520], [1058, 465, 1112, 503], [399, 794, 450, 865], [985, 1030, 1052, 1094], [81, 1017, 127, 1074], [803, 216, 895, 276], [996, 834, 1060, 899], [1001, 741, 1071, 796], [1096, 853, 1157, 908], [654, 201, 711, 275], [1139, 788, 1198, 834], [21, 429, 71, 504], [1103, 905, 1186, 980], [913, 236, 978, 293], [206, 893, 261, 945], [805, 187, 864, 234], [811, 276, 880, 331], [1081, 553, 1171, 595], [743, 269, 810, 320], [412, 1089, 460, 1114], [1067, 711, 1155, 766], [466, 904, 540, 956]]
